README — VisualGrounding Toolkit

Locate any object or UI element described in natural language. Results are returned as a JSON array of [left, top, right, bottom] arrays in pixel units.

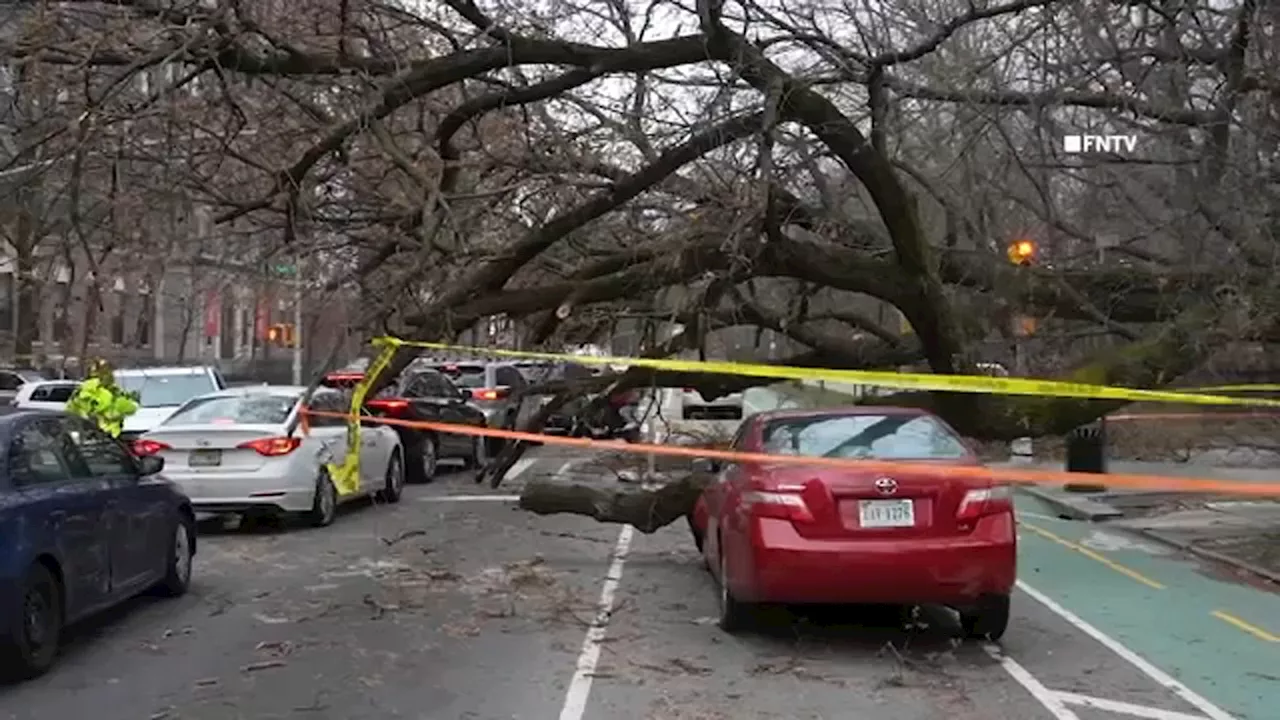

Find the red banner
[[203, 290, 220, 338], [255, 293, 271, 340]]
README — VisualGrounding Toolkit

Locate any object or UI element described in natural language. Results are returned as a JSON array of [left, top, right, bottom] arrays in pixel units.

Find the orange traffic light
[[267, 323, 296, 348], [1007, 239, 1036, 266]]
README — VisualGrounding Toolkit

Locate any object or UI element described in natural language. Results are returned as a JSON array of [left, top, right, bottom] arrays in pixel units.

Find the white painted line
[[984, 645, 1081, 719], [418, 495, 520, 502], [1018, 580, 1237, 720], [557, 525, 634, 720], [1053, 691, 1210, 720], [508, 457, 537, 481]]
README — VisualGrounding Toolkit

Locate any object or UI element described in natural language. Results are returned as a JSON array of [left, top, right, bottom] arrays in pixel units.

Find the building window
[[110, 290, 125, 345], [135, 291, 153, 347]]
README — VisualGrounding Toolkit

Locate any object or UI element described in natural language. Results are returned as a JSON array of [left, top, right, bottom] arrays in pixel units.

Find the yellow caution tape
[[373, 337, 1280, 408], [325, 337, 1280, 484], [324, 337, 399, 496]]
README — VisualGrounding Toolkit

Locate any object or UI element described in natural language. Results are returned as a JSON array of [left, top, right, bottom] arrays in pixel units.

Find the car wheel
[[377, 451, 405, 503], [716, 545, 751, 633], [306, 472, 339, 527], [418, 434, 439, 484], [961, 594, 1011, 641], [0, 563, 62, 679], [157, 514, 195, 597]]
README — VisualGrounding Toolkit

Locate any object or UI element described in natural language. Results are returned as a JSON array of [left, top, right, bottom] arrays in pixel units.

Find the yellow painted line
[[1211, 610, 1280, 642], [1021, 522, 1166, 590]]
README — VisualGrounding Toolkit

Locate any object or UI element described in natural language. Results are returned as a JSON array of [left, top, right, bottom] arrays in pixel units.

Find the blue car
[[0, 410, 196, 679]]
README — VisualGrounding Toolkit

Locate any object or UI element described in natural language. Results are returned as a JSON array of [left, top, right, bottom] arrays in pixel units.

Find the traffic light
[[267, 323, 296, 348], [1007, 239, 1036, 266]]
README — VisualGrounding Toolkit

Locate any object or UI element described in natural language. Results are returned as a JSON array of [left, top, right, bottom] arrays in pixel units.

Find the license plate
[[858, 499, 915, 528], [189, 449, 222, 467]]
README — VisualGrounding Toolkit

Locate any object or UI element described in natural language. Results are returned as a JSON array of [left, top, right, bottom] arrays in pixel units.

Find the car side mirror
[[692, 457, 721, 474], [137, 454, 164, 476], [359, 417, 381, 429]]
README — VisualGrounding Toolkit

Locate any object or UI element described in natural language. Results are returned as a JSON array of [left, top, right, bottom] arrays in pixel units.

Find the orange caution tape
[[301, 411, 1280, 497]]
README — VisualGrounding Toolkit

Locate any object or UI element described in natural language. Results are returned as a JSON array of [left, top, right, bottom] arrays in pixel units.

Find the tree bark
[[517, 471, 713, 533]]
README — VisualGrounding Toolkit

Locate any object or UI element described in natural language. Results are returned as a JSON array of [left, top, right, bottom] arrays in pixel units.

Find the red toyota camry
[[688, 407, 1016, 639]]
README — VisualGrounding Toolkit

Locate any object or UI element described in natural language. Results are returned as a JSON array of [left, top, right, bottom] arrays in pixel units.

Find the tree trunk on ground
[[517, 471, 714, 533]]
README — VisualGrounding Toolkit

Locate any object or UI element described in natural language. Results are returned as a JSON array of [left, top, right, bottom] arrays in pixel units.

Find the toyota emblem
[[874, 477, 898, 495]]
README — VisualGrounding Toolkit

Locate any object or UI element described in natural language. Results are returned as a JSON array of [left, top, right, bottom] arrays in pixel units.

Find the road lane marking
[[1018, 580, 1237, 720], [1211, 610, 1280, 643], [1052, 691, 1213, 720], [1021, 522, 1166, 590], [508, 457, 537, 480], [558, 525, 634, 720], [418, 495, 520, 502], [983, 645, 1081, 719]]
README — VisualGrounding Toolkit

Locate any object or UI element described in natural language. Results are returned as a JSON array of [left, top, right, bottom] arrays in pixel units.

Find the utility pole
[[291, 253, 303, 385]]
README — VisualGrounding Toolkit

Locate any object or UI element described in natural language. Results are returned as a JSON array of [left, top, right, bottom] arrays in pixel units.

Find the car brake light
[[366, 398, 410, 416], [237, 436, 301, 456], [740, 490, 814, 523], [956, 485, 1014, 522], [131, 439, 171, 456], [471, 387, 508, 401]]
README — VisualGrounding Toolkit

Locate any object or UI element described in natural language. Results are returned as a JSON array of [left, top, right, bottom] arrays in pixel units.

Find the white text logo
[[1062, 135, 1137, 154]]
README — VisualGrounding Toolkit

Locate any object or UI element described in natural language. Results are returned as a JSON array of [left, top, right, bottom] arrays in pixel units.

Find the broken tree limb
[[517, 471, 714, 533]]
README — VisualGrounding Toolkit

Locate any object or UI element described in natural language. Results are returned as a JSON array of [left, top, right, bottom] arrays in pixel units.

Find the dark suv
[[421, 362, 530, 451], [321, 368, 488, 483]]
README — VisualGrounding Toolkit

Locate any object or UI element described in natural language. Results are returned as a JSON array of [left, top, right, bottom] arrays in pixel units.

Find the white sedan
[[132, 385, 404, 527]]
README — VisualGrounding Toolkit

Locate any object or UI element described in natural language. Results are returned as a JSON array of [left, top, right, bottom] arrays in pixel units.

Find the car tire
[[416, 434, 439, 484], [0, 563, 62, 679], [306, 472, 339, 527], [377, 451, 405, 503], [716, 546, 751, 633], [156, 514, 196, 597], [961, 594, 1011, 641]]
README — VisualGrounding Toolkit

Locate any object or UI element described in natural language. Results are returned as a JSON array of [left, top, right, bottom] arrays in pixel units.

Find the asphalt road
[[0, 446, 1273, 720]]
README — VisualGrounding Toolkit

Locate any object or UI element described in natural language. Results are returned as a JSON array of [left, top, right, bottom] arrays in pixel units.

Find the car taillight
[[366, 398, 410, 416], [237, 437, 301, 456], [956, 485, 1014, 522], [471, 387, 508, 401], [740, 490, 814, 523], [131, 439, 171, 456]]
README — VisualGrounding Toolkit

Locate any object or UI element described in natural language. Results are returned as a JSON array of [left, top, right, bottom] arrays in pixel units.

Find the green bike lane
[[1015, 493, 1279, 720]]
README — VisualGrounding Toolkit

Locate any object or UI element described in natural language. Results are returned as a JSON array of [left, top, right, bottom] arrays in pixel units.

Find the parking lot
[[0, 446, 1270, 720]]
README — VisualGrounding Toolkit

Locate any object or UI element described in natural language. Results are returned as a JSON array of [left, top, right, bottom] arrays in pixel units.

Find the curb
[[1017, 484, 1124, 521], [1131, 526, 1280, 586]]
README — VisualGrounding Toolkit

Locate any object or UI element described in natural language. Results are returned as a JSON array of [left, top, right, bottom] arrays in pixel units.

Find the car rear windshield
[[760, 414, 968, 460], [115, 373, 220, 407], [438, 365, 485, 387], [163, 394, 300, 426]]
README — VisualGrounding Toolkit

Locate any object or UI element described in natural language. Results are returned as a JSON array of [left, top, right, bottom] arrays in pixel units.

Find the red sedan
[[688, 407, 1015, 639]]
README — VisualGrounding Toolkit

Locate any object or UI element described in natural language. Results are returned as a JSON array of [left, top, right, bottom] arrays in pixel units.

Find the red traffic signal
[[1007, 239, 1036, 266]]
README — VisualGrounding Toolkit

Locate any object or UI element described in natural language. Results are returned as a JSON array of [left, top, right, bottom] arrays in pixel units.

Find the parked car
[[131, 386, 403, 526], [681, 386, 744, 421], [688, 406, 1015, 639], [11, 380, 80, 411], [422, 362, 531, 448], [0, 410, 195, 678], [321, 369, 487, 483], [0, 369, 49, 403], [113, 366, 228, 441]]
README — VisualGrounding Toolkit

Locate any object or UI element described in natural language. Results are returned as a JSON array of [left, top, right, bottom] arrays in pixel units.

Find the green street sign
[[271, 263, 297, 277]]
